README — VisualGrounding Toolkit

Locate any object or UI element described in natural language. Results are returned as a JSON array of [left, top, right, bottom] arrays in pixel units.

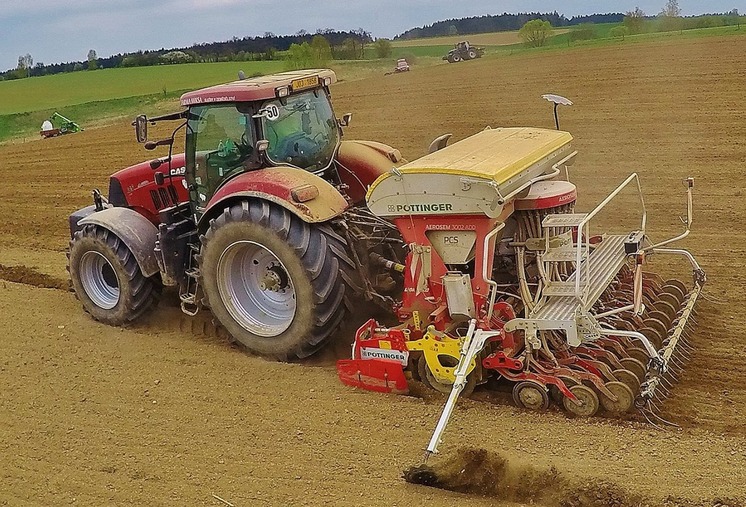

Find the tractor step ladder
[[535, 233, 629, 317], [505, 174, 648, 346], [179, 244, 202, 316]]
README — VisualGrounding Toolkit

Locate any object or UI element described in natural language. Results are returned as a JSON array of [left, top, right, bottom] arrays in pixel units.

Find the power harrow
[[336, 97, 705, 465]]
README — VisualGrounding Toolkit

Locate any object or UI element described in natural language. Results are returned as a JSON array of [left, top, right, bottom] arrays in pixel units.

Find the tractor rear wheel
[[68, 224, 160, 325], [199, 200, 353, 360], [467, 50, 477, 59]]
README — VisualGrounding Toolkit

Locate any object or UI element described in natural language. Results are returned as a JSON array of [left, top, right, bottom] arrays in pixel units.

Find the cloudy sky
[[1, 0, 742, 71]]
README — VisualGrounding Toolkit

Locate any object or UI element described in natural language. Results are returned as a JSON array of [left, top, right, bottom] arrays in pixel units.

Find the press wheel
[[625, 346, 650, 366], [619, 357, 646, 382], [639, 326, 663, 349], [648, 310, 673, 328], [658, 292, 681, 314], [512, 381, 550, 411], [562, 384, 600, 417], [643, 318, 669, 343], [513, 381, 549, 411], [652, 299, 678, 323], [600, 381, 635, 415], [642, 271, 665, 288], [642, 276, 663, 294], [612, 368, 641, 394], [663, 279, 688, 298]]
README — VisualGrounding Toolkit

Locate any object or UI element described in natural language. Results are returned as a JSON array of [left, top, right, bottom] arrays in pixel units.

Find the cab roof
[[180, 69, 336, 107]]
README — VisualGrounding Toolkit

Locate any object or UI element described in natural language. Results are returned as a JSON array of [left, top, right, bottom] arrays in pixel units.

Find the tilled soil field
[[1, 34, 746, 506]]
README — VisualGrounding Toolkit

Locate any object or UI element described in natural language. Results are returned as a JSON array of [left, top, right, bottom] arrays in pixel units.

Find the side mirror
[[134, 114, 148, 143], [338, 113, 352, 127]]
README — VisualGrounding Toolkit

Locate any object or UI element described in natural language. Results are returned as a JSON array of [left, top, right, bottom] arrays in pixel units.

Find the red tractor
[[68, 69, 408, 360]]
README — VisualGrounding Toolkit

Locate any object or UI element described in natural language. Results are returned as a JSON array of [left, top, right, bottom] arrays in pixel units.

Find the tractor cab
[[135, 69, 344, 218]]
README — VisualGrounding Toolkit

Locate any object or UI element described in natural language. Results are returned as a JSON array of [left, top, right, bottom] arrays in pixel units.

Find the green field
[[0, 59, 405, 142], [0, 61, 286, 116]]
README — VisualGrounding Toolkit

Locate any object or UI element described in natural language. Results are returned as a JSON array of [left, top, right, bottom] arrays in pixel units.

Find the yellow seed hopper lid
[[390, 127, 572, 185]]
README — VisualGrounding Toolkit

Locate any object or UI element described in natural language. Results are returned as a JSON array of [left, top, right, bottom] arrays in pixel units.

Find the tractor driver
[[190, 105, 255, 197], [260, 92, 337, 172]]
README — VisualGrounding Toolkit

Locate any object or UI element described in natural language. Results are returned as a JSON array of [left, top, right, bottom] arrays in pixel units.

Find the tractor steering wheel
[[273, 131, 320, 164]]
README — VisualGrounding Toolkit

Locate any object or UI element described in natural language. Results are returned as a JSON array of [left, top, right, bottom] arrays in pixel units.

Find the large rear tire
[[68, 224, 160, 325], [198, 200, 353, 360]]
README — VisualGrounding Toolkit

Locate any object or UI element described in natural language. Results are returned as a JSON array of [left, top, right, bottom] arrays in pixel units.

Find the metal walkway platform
[[532, 234, 629, 322]]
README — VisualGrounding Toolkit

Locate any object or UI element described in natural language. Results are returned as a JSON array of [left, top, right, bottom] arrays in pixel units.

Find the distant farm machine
[[40, 112, 83, 138], [384, 59, 411, 76], [395, 59, 410, 72], [443, 41, 485, 63], [66, 71, 703, 460]]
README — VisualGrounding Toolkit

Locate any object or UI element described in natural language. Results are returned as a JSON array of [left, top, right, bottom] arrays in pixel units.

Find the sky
[[1, 0, 743, 71]]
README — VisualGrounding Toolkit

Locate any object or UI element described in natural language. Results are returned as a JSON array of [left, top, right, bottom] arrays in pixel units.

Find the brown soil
[[2, 34, 746, 506], [0, 264, 68, 290]]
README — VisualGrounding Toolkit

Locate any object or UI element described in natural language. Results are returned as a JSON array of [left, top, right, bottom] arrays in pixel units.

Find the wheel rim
[[79, 251, 120, 309], [217, 240, 297, 338], [513, 381, 549, 410], [563, 385, 599, 417], [600, 381, 634, 414]]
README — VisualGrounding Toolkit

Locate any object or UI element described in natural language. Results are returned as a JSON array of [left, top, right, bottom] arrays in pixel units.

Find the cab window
[[186, 104, 255, 208], [260, 89, 338, 172]]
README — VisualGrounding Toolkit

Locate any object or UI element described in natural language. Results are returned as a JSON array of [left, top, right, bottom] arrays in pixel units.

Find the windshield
[[261, 89, 339, 172]]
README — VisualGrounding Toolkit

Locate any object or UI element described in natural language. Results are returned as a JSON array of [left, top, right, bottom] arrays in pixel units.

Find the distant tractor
[[67, 69, 407, 360], [443, 41, 485, 63], [40, 112, 83, 138], [394, 58, 410, 72]]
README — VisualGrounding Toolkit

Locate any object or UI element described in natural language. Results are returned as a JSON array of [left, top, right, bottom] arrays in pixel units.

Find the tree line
[[516, 2, 742, 48], [394, 12, 625, 40], [1, 29, 372, 80], [619, 4, 740, 35]]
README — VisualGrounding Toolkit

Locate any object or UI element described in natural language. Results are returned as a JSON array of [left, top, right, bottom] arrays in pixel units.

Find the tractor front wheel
[[199, 200, 353, 360], [68, 224, 160, 325]]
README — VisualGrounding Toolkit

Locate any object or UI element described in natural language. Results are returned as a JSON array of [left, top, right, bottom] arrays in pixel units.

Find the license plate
[[291, 76, 319, 91]]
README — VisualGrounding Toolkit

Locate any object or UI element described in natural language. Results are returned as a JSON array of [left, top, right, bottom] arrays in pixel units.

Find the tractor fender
[[335, 140, 403, 204], [199, 166, 348, 231], [78, 207, 160, 278]]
